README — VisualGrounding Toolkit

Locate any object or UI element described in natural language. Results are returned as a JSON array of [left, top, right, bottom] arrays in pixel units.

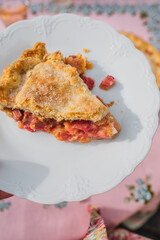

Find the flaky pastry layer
[[0, 42, 108, 122]]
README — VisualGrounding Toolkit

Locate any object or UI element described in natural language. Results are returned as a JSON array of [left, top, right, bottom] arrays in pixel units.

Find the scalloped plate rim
[[0, 14, 159, 204]]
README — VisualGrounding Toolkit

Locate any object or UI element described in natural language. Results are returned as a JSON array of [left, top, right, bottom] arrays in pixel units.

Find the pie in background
[[120, 32, 160, 89], [0, 42, 121, 142]]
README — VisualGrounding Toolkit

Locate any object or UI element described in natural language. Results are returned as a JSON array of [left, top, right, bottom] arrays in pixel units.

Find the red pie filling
[[7, 109, 120, 142], [99, 75, 116, 90], [65, 55, 95, 90], [81, 75, 95, 90], [65, 55, 85, 75]]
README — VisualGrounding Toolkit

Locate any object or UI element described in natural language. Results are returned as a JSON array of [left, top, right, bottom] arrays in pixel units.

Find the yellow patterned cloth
[[83, 205, 151, 240], [83, 205, 108, 240]]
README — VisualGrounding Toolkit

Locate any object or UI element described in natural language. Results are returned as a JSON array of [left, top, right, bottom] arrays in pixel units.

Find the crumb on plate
[[107, 101, 115, 107], [86, 60, 93, 69], [83, 48, 90, 53]]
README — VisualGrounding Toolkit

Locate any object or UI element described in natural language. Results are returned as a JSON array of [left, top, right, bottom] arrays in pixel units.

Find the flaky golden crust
[[0, 42, 108, 122], [120, 32, 160, 89], [64, 54, 87, 75]]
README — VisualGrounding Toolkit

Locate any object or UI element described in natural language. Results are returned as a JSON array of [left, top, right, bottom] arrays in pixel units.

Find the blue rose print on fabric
[[54, 202, 67, 208], [43, 202, 68, 209], [0, 200, 11, 212], [125, 175, 154, 204]]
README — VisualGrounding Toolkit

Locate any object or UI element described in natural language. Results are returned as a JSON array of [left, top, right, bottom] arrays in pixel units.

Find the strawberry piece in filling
[[65, 55, 85, 75], [12, 109, 23, 121], [65, 55, 95, 90], [99, 75, 116, 90], [81, 75, 95, 90], [9, 109, 120, 142]]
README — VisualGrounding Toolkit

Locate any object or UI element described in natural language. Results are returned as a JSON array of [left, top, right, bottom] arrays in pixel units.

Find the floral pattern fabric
[[0, 200, 11, 212], [125, 176, 154, 204], [109, 228, 151, 240]]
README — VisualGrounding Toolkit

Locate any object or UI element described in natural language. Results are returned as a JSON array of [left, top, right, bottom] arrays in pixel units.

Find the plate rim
[[0, 14, 159, 204]]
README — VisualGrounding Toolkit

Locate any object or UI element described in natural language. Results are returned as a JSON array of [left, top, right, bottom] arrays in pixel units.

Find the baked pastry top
[[0, 42, 108, 122], [120, 32, 160, 89], [0, 42, 121, 142]]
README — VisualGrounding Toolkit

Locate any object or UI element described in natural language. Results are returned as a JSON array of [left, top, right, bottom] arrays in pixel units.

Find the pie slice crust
[[0, 42, 121, 142]]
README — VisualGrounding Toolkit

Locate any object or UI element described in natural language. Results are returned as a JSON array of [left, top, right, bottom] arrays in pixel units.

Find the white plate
[[0, 14, 159, 204]]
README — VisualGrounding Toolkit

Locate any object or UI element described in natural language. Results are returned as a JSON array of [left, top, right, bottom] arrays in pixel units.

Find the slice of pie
[[0, 42, 121, 142]]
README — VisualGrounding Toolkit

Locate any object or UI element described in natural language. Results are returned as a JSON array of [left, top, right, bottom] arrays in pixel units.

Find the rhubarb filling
[[5, 109, 121, 143]]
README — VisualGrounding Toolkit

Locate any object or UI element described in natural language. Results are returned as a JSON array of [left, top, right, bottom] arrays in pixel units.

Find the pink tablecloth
[[0, 3, 160, 240]]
